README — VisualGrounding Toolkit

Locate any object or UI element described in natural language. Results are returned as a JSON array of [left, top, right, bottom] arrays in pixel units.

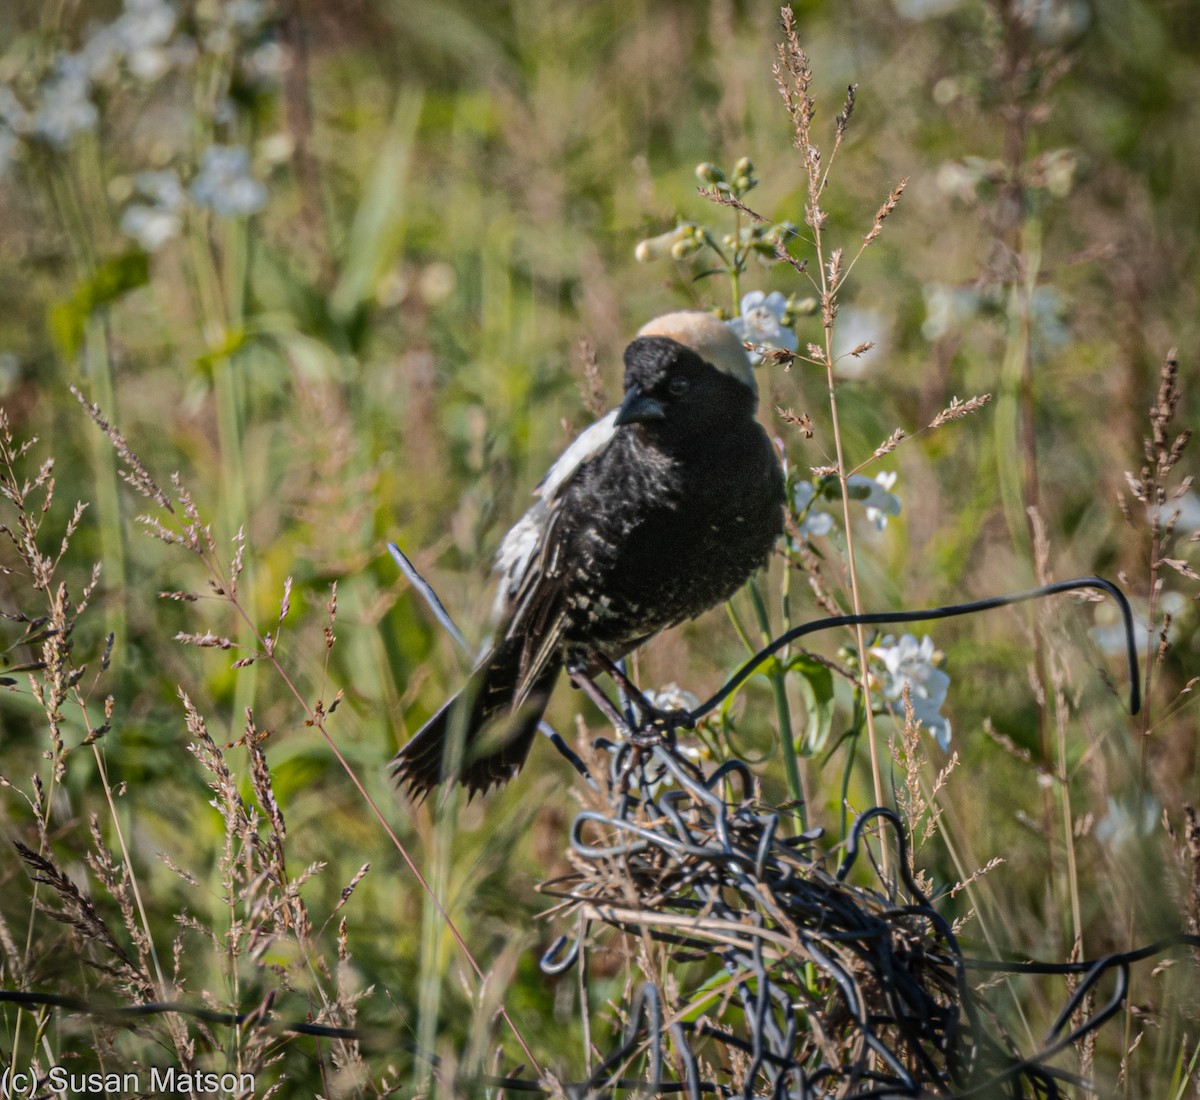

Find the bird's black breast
[[551, 412, 784, 655]]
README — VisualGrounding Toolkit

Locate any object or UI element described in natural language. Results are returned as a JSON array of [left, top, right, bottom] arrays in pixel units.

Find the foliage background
[[0, 0, 1197, 1093]]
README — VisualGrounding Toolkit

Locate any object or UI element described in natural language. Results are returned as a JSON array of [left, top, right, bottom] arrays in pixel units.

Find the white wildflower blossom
[[32, 56, 98, 147], [847, 471, 901, 531], [115, 0, 179, 81], [120, 168, 187, 250], [244, 40, 286, 82], [831, 306, 888, 378], [894, 0, 966, 18], [83, 0, 179, 83], [121, 205, 181, 251], [793, 480, 836, 540], [1090, 590, 1185, 658], [1095, 794, 1158, 851], [870, 634, 952, 750], [190, 144, 266, 216], [81, 26, 127, 82], [227, 0, 269, 29], [727, 290, 798, 365], [204, 0, 269, 54], [1150, 489, 1200, 533], [648, 684, 700, 714], [921, 282, 981, 341]]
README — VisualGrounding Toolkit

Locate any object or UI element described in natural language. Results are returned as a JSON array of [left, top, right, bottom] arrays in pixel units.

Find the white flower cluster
[[793, 471, 902, 541], [190, 145, 268, 217], [0, 0, 280, 180], [726, 291, 798, 365], [121, 169, 187, 251], [869, 634, 952, 750], [0, 0, 185, 171], [82, 0, 183, 85], [117, 145, 268, 251], [1094, 794, 1158, 851]]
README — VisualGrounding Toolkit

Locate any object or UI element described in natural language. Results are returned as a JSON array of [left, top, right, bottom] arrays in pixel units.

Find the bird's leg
[[612, 657, 638, 729], [589, 653, 695, 739], [566, 657, 633, 736], [565, 657, 666, 794]]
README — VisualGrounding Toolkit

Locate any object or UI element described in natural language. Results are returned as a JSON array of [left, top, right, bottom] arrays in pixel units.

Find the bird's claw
[[633, 704, 691, 739], [612, 715, 690, 793]]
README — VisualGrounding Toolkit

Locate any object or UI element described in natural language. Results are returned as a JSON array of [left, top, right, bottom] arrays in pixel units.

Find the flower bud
[[695, 162, 724, 184], [634, 230, 676, 263], [734, 155, 754, 177]]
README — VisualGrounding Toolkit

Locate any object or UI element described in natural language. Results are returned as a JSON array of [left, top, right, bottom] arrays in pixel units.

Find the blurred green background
[[0, 0, 1197, 1092]]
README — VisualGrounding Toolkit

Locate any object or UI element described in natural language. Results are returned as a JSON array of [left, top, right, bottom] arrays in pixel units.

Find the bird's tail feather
[[392, 639, 560, 800]]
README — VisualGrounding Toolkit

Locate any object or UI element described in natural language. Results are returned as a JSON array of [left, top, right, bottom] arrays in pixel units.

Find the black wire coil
[[537, 741, 1196, 1098]]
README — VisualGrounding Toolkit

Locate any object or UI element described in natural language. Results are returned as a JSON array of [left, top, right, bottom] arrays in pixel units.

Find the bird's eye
[[668, 377, 690, 397]]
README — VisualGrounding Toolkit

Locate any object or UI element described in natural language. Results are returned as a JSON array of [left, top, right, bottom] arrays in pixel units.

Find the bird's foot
[[567, 663, 633, 734], [566, 657, 696, 792], [633, 703, 693, 739], [585, 653, 697, 736]]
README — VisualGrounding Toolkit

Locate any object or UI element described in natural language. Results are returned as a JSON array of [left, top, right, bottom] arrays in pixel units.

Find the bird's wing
[[491, 408, 620, 698], [493, 408, 618, 609], [535, 408, 620, 500]]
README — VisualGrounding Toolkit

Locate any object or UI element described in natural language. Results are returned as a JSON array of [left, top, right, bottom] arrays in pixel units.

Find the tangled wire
[[537, 741, 1196, 1099]]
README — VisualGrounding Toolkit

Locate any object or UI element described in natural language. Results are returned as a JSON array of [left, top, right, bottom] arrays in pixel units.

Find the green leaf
[[193, 327, 248, 377], [678, 971, 737, 1023], [330, 88, 424, 324], [791, 653, 835, 754], [48, 251, 150, 360]]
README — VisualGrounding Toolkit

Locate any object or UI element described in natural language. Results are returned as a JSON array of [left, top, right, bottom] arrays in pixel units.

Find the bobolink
[[393, 310, 785, 798]]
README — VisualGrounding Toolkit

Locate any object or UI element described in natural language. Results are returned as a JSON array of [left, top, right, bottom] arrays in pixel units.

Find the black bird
[[392, 311, 785, 798]]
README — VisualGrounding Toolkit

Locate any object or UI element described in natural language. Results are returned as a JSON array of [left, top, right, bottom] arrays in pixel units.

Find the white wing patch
[[537, 409, 619, 499], [491, 408, 619, 622]]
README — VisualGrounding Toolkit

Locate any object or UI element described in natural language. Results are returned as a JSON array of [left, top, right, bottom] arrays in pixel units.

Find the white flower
[[120, 169, 186, 250], [121, 204, 180, 250], [1150, 490, 1200, 533], [190, 144, 266, 216], [1029, 287, 1069, 350], [921, 282, 981, 341], [116, 0, 178, 81], [81, 26, 127, 82], [32, 56, 98, 147], [1089, 590, 1185, 658], [935, 159, 985, 203], [244, 40, 286, 82], [894, 0, 966, 18], [792, 480, 835, 541], [727, 290, 798, 365], [226, 0, 268, 30], [831, 306, 888, 378], [846, 471, 901, 531], [83, 0, 179, 83], [870, 634, 952, 750], [204, 0, 268, 54], [648, 683, 700, 714], [1095, 794, 1158, 851], [136, 168, 186, 209]]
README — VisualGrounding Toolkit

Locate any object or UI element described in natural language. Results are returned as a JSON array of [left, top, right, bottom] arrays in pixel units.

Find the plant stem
[[749, 579, 804, 822]]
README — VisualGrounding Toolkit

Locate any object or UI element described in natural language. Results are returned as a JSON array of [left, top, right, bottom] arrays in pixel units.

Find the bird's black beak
[[614, 384, 666, 427]]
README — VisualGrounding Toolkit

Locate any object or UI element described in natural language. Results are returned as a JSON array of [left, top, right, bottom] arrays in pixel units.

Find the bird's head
[[615, 310, 758, 434]]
